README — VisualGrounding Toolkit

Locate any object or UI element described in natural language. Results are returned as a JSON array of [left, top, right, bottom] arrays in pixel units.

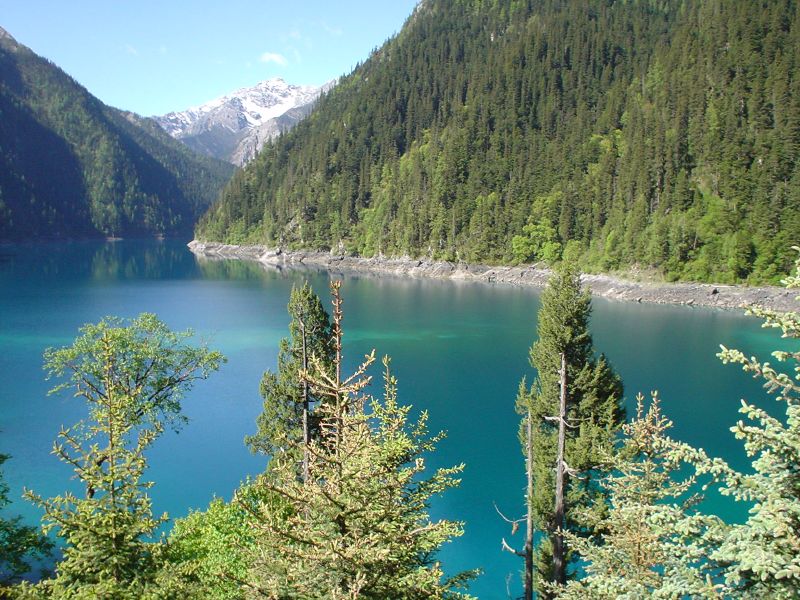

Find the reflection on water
[[89, 241, 192, 281], [195, 255, 278, 282], [0, 239, 200, 282], [0, 239, 307, 286], [0, 238, 791, 598]]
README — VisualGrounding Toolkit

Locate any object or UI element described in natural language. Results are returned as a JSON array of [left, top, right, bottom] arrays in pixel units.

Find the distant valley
[[0, 26, 234, 241], [154, 78, 332, 166]]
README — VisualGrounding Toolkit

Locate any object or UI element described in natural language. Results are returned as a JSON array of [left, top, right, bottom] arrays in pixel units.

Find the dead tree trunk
[[552, 352, 567, 586], [497, 407, 535, 600], [524, 407, 534, 600]]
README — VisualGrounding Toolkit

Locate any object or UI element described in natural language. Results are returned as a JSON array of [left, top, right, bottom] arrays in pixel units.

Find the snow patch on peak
[[156, 78, 324, 134], [153, 78, 334, 165]]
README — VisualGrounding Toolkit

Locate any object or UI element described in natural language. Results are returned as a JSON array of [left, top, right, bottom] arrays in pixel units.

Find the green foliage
[[41, 314, 224, 431], [0, 454, 52, 589], [245, 282, 334, 457], [19, 314, 223, 599], [0, 34, 233, 241], [199, 0, 800, 284], [157, 496, 254, 599], [511, 220, 561, 265], [508, 262, 624, 592], [238, 285, 476, 599], [554, 394, 728, 598], [708, 252, 800, 596], [554, 250, 800, 598]]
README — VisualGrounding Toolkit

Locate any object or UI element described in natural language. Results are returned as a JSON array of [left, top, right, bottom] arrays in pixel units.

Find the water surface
[[0, 239, 786, 597]]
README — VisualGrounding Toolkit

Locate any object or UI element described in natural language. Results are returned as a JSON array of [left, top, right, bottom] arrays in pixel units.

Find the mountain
[[0, 26, 235, 241], [154, 79, 329, 166], [197, 0, 800, 285]]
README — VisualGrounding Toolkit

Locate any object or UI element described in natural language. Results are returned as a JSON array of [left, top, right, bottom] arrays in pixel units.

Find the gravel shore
[[188, 240, 798, 312]]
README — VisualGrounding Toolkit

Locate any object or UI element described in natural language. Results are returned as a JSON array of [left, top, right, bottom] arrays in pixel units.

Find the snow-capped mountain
[[154, 78, 332, 166]]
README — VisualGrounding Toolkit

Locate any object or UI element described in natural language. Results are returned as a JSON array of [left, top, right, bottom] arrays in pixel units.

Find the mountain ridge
[[154, 78, 332, 166], [0, 26, 234, 241], [0, 25, 15, 44], [197, 0, 800, 285]]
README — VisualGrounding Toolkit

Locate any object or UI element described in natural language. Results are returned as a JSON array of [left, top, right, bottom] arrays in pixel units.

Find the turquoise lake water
[[0, 239, 789, 597]]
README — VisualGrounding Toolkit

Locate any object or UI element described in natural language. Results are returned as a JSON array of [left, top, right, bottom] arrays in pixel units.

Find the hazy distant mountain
[[154, 78, 331, 166], [0, 25, 234, 241]]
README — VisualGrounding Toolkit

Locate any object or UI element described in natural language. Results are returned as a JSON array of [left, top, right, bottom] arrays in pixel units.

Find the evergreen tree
[[705, 252, 800, 597], [237, 282, 475, 599], [502, 262, 624, 597], [156, 285, 335, 599], [554, 394, 727, 599], [18, 314, 222, 599], [553, 250, 800, 598], [245, 283, 334, 474], [198, 0, 800, 285]]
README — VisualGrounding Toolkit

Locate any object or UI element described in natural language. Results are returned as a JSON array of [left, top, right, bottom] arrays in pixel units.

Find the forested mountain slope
[[0, 27, 234, 241], [198, 0, 800, 284]]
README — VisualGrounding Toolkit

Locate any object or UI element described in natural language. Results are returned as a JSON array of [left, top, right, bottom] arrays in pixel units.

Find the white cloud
[[281, 27, 313, 50], [280, 28, 305, 43], [290, 47, 303, 63], [159, 45, 168, 55], [259, 52, 288, 66], [125, 44, 139, 56], [320, 21, 343, 36]]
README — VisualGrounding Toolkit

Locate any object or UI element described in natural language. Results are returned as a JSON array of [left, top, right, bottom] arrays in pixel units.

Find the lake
[[0, 239, 786, 597]]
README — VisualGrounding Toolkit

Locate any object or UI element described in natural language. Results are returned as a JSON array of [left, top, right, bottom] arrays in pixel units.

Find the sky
[[0, 0, 419, 116]]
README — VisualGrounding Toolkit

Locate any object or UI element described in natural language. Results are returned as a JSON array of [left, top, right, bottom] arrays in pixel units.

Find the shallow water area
[[0, 239, 787, 597]]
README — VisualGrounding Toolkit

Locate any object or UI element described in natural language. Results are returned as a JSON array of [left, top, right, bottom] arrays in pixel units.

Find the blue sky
[[1, 0, 419, 116]]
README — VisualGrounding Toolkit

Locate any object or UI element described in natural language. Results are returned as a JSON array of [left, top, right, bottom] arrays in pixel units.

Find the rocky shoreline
[[188, 240, 798, 312]]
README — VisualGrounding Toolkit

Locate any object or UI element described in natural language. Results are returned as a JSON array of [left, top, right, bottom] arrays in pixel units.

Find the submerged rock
[[188, 241, 798, 312]]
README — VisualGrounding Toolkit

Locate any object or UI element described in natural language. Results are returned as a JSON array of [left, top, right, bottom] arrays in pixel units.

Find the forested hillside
[[0, 28, 234, 241], [198, 0, 800, 284]]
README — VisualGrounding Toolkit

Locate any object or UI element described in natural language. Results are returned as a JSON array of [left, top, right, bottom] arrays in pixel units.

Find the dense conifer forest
[[198, 0, 800, 284], [0, 29, 234, 241]]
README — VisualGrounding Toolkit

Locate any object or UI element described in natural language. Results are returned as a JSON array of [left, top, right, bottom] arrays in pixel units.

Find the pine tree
[[245, 282, 334, 475], [19, 314, 222, 599], [157, 285, 334, 599], [553, 394, 727, 599], [502, 262, 624, 597], [237, 282, 475, 599], [706, 251, 800, 597], [553, 249, 800, 598]]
